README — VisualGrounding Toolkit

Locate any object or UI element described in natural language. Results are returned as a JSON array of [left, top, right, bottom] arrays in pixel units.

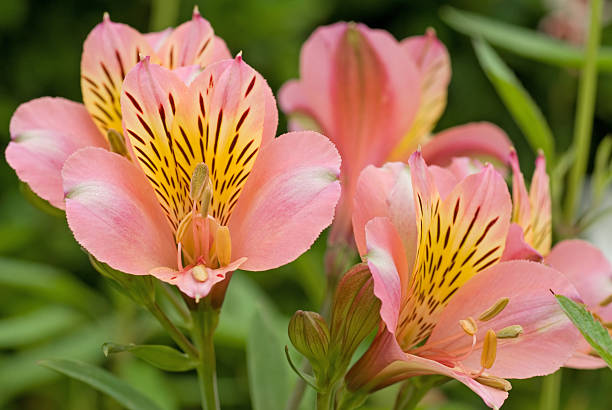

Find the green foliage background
[[0, 0, 611, 409]]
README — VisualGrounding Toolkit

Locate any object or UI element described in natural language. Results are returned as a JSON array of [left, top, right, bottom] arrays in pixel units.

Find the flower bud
[[288, 310, 330, 370], [330, 264, 381, 370]]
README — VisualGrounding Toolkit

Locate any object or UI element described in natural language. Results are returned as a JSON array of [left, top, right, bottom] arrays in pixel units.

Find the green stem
[[564, 0, 603, 223], [160, 283, 192, 327], [539, 370, 562, 410], [149, 0, 181, 31], [191, 303, 221, 410], [317, 390, 332, 410], [147, 302, 198, 359]]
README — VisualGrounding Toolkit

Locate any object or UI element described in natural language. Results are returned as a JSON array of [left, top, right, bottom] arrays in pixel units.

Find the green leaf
[[0, 317, 114, 405], [39, 359, 164, 410], [0, 306, 83, 348], [247, 310, 295, 410], [473, 38, 556, 162], [440, 6, 612, 71], [0, 257, 106, 314], [555, 295, 612, 368], [103, 343, 197, 372]]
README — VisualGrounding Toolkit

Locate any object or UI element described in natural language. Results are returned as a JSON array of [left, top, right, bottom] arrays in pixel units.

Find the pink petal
[[144, 28, 173, 51], [389, 29, 451, 160], [565, 350, 608, 369], [364, 217, 410, 333], [228, 131, 341, 271], [6, 97, 107, 209], [352, 162, 414, 256], [346, 329, 508, 409], [63, 147, 176, 276], [426, 260, 581, 379], [156, 8, 216, 69], [209, 35, 232, 62], [422, 122, 513, 168], [279, 22, 421, 245], [81, 13, 155, 136], [151, 257, 246, 300], [501, 223, 543, 262], [546, 240, 612, 310]]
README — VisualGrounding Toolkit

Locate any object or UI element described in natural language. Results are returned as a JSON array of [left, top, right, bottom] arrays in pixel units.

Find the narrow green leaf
[[473, 38, 556, 162], [247, 310, 295, 410], [39, 359, 163, 410], [0, 306, 83, 348], [441, 6, 612, 71], [103, 343, 197, 372], [0, 317, 114, 405], [0, 257, 106, 314], [555, 295, 612, 368]]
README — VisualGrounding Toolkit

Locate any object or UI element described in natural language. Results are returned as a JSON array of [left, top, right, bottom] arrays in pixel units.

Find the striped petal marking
[[396, 152, 511, 350]]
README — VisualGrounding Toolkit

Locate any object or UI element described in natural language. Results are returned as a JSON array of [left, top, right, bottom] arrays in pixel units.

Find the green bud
[[329, 263, 381, 374], [288, 310, 330, 371]]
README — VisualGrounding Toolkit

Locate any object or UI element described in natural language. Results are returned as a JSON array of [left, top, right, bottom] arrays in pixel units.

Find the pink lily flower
[[6, 7, 230, 209], [509, 151, 612, 369], [278, 22, 513, 246], [61, 56, 341, 300], [345, 152, 581, 408]]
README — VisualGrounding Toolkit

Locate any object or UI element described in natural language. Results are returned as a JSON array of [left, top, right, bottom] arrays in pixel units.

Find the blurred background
[[1, 0, 611, 409]]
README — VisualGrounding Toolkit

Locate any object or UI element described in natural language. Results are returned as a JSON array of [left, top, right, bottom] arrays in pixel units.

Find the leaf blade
[[555, 295, 612, 368], [473, 38, 556, 162], [103, 343, 197, 372], [39, 359, 164, 410]]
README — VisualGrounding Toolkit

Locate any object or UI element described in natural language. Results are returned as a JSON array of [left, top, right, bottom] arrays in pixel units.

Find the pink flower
[[345, 152, 581, 408], [279, 23, 513, 245], [62, 56, 341, 300], [509, 151, 612, 369], [6, 8, 230, 209]]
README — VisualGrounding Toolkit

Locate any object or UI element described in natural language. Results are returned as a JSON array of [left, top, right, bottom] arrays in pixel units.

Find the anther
[[215, 226, 231, 267], [190, 163, 213, 216], [478, 297, 509, 321], [480, 329, 497, 369], [496, 325, 523, 339], [107, 129, 129, 158], [192, 265, 208, 282], [459, 317, 478, 336], [475, 375, 512, 392], [599, 294, 612, 307]]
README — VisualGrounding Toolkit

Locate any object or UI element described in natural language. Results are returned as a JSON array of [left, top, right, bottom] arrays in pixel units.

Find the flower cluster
[[5, 9, 611, 410]]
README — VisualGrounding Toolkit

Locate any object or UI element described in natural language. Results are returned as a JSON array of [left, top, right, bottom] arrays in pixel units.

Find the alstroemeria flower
[[345, 152, 581, 408], [279, 22, 512, 245], [509, 152, 612, 369], [6, 8, 230, 209], [62, 56, 341, 300]]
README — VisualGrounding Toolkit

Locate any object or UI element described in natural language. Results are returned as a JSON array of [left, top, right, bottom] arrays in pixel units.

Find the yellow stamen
[[192, 265, 208, 282], [475, 375, 512, 392], [599, 294, 612, 307], [459, 317, 478, 336], [496, 325, 523, 339], [603, 322, 612, 329], [481, 329, 497, 369], [215, 226, 231, 267], [107, 129, 129, 158], [190, 163, 210, 202], [478, 297, 509, 322]]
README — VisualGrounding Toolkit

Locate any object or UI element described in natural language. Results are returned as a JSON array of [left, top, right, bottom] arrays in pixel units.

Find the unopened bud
[[496, 325, 523, 339], [459, 317, 478, 336], [215, 226, 231, 266], [481, 329, 497, 369], [107, 129, 129, 157], [475, 375, 512, 391], [329, 264, 381, 372], [288, 311, 330, 368], [192, 265, 208, 282], [478, 297, 509, 321]]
